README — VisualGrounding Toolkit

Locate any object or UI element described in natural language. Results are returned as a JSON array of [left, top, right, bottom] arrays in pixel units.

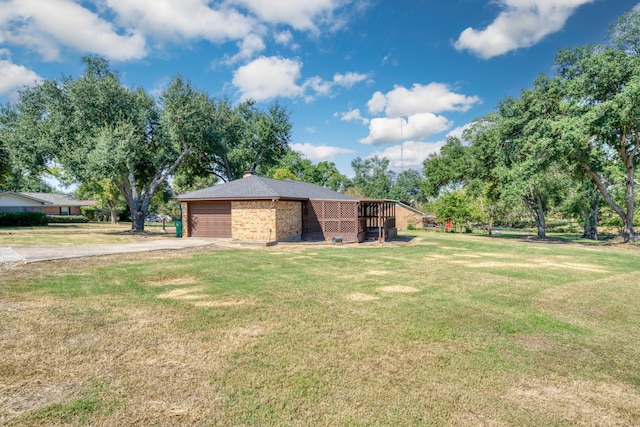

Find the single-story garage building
[[175, 174, 397, 243]]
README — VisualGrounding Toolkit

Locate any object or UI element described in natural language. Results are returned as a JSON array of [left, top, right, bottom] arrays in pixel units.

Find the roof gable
[[0, 191, 50, 207], [396, 201, 433, 217], [176, 175, 357, 202]]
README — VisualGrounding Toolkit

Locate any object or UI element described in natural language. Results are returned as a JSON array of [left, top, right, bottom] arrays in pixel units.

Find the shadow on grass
[[484, 231, 622, 246], [391, 233, 418, 243]]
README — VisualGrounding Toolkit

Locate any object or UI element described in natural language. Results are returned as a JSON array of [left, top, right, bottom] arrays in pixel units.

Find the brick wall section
[[232, 200, 276, 241], [395, 206, 424, 230], [181, 202, 190, 237], [42, 206, 83, 215], [275, 201, 302, 241]]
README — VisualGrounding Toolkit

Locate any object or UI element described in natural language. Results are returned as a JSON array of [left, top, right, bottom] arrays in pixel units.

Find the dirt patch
[[378, 286, 420, 293], [506, 377, 640, 425], [345, 293, 380, 301]]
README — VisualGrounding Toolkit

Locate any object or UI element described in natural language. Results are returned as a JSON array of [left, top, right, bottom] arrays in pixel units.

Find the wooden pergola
[[358, 199, 397, 242]]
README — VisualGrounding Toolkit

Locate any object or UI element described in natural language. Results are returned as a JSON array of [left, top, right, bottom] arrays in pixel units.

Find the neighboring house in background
[[0, 191, 94, 215], [395, 202, 435, 230], [175, 173, 397, 243]]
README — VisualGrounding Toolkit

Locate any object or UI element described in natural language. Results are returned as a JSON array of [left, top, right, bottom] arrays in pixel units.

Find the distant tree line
[[422, 10, 640, 243]]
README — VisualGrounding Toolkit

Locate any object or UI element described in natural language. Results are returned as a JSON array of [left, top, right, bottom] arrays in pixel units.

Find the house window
[[60, 206, 70, 216]]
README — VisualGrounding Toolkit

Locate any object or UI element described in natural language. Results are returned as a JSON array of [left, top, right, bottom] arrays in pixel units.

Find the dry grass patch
[[192, 299, 253, 308], [453, 253, 482, 258], [454, 261, 539, 268], [365, 269, 390, 276], [538, 261, 609, 273], [377, 285, 420, 293], [156, 286, 206, 300], [142, 274, 198, 287], [0, 291, 275, 424], [505, 376, 640, 425], [345, 293, 380, 301]]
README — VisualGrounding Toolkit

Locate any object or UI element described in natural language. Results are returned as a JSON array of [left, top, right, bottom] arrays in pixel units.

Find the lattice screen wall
[[302, 200, 360, 242]]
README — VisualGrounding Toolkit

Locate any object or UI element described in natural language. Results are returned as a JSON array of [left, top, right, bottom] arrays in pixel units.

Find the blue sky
[[1, 0, 638, 178]]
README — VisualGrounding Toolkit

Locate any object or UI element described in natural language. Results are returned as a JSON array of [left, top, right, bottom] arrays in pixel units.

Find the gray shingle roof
[[20, 192, 89, 206], [175, 175, 357, 202]]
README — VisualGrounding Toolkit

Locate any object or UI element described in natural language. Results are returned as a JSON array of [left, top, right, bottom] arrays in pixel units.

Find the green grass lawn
[[2, 231, 639, 425]]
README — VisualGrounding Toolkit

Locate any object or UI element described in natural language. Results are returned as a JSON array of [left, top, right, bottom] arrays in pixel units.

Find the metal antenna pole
[[400, 117, 404, 173]]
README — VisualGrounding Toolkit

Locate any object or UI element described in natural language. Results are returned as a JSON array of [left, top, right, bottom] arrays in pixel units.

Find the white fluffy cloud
[[339, 108, 369, 125], [233, 56, 304, 101], [232, 56, 369, 102], [230, 0, 340, 31], [0, 58, 41, 96], [454, 0, 595, 59], [360, 83, 478, 145], [0, 0, 146, 61], [290, 142, 355, 161], [223, 34, 266, 65], [371, 140, 447, 170], [107, 0, 255, 43], [274, 30, 294, 46], [367, 83, 480, 116], [360, 114, 451, 145], [333, 72, 369, 88]]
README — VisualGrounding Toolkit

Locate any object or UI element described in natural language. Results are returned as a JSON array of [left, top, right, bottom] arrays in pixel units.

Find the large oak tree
[[1, 57, 292, 231]]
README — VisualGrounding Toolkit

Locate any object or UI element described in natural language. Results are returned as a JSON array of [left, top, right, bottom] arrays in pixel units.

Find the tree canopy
[[0, 56, 292, 231]]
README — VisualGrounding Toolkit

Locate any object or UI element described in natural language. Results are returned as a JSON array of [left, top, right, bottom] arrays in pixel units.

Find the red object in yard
[[445, 220, 452, 229]]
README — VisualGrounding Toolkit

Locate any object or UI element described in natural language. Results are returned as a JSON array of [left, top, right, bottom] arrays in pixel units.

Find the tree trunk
[[580, 160, 635, 243], [486, 204, 495, 236], [117, 146, 192, 233], [132, 208, 145, 231], [524, 189, 546, 238], [623, 164, 636, 243], [582, 193, 599, 240], [109, 206, 118, 224]]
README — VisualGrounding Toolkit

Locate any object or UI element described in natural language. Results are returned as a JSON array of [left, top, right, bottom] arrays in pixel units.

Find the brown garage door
[[189, 201, 232, 238]]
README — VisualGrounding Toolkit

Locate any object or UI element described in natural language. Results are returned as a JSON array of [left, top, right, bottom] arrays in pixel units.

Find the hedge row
[[47, 215, 89, 223], [0, 212, 49, 226]]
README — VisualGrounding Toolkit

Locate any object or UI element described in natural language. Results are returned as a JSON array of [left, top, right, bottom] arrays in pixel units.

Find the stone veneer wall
[[275, 201, 302, 241], [395, 206, 424, 230], [232, 200, 276, 241], [181, 202, 190, 237]]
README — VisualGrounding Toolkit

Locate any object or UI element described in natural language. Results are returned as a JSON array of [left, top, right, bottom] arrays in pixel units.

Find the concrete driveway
[[0, 238, 225, 264]]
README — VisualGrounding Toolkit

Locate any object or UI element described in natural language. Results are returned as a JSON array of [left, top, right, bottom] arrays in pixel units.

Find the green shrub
[[48, 215, 89, 223], [406, 223, 415, 231], [0, 212, 49, 226], [80, 206, 97, 221]]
